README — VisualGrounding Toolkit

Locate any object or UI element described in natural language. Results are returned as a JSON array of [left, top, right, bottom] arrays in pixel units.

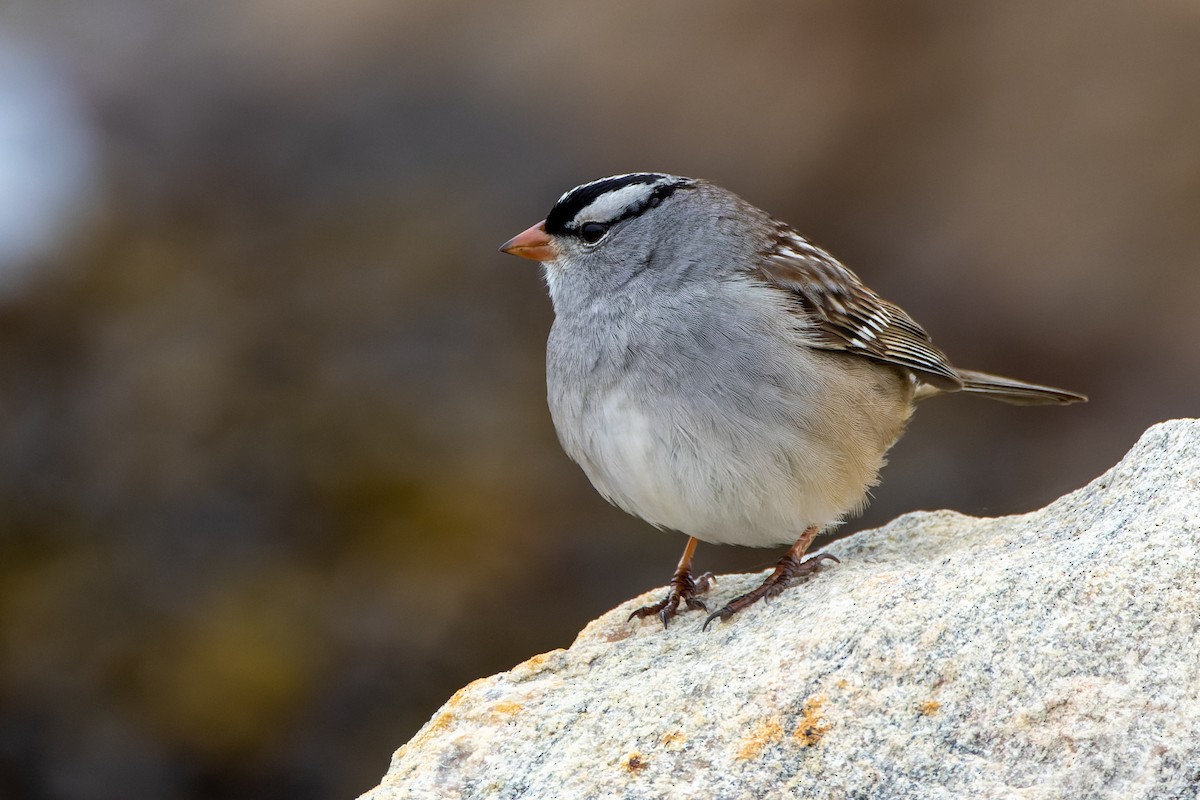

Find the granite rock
[[362, 420, 1200, 800]]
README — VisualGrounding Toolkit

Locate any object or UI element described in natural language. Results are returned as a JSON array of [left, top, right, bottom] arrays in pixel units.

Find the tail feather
[[948, 368, 1087, 406]]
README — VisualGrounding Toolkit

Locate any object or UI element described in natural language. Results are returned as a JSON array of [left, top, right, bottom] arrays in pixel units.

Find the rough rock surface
[[362, 420, 1200, 800]]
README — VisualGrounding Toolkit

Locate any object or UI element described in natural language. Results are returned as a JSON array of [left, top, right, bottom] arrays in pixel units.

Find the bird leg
[[628, 536, 714, 627], [703, 526, 838, 630]]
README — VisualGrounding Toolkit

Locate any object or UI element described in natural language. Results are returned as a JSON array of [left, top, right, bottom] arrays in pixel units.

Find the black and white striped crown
[[544, 173, 691, 236]]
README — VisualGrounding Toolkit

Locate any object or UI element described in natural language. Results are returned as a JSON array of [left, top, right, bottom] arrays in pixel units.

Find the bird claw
[[702, 553, 838, 630], [629, 571, 715, 627]]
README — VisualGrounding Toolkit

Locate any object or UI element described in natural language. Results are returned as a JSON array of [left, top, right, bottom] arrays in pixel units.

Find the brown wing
[[754, 224, 963, 389]]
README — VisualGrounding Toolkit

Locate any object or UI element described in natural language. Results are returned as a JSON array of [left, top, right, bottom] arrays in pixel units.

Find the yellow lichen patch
[[398, 710, 457, 756], [521, 649, 565, 671], [622, 752, 649, 773], [426, 710, 457, 733], [445, 678, 490, 709], [660, 730, 686, 750], [793, 695, 831, 747], [491, 701, 523, 719], [737, 717, 784, 759], [918, 699, 941, 716]]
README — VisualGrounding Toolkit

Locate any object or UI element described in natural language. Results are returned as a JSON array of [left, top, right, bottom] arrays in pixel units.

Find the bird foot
[[703, 552, 838, 630], [629, 569, 715, 627]]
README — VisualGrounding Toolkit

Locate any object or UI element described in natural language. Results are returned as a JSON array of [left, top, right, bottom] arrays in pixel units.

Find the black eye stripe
[[544, 174, 689, 236]]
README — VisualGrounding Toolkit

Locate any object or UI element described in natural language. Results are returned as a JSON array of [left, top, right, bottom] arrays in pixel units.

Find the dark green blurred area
[[0, 2, 1197, 798]]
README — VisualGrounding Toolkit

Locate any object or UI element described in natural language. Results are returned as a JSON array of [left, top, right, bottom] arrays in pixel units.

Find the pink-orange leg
[[629, 536, 715, 627], [703, 525, 839, 630]]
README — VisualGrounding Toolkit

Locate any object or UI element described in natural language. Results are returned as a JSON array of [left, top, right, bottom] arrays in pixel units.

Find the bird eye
[[578, 222, 609, 244]]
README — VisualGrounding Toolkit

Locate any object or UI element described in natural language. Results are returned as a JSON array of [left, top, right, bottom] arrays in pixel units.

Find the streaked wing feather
[[754, 225, 962, 389]]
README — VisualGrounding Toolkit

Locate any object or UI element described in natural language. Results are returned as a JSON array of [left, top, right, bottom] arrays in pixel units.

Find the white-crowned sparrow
[[501, 173, 1086, 628]]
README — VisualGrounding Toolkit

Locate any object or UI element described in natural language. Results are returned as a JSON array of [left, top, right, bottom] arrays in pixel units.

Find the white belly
[[557, 382, 875, 548]]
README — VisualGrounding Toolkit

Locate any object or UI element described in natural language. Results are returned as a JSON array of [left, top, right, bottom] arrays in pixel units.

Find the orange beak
[[499, 220, 558, 262]]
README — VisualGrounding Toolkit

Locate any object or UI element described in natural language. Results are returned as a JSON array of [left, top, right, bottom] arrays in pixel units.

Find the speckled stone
[[362, 420, 1200, 800]]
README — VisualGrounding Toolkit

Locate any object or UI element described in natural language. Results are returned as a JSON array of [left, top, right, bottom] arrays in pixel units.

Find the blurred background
[[0, 1, 1197, 798]]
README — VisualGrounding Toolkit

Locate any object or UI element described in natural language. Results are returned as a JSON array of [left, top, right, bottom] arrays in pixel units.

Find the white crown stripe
[[568, 179, 673, 228], [555, 173, 648, 206]]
